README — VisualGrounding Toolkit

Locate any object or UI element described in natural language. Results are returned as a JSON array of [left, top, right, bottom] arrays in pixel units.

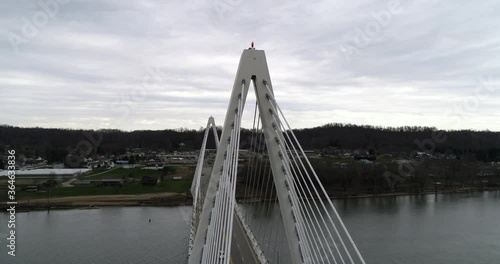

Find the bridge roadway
[[230, 211, 259, 264], [199, 160, 258, 264]]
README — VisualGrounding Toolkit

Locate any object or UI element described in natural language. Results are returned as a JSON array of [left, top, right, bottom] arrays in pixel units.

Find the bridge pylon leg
[[190, 48, 304, 264]]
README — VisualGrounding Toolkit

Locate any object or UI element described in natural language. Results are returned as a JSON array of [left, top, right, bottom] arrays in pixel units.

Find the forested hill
[[293, 124, 500, 155], [1, 123, 499, 163]]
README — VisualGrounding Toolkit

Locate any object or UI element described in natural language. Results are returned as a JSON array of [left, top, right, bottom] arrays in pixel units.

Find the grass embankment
[[15, 179, 192, 200]]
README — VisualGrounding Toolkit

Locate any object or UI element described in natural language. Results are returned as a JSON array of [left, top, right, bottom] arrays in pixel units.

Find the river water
[[1, 191, 499, 264]]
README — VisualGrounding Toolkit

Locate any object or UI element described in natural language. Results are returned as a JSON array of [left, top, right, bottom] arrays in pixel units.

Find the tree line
[[1, 123, 499, 163]]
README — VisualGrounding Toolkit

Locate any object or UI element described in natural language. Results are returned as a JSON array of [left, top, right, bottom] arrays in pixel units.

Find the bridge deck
[[231, 211, 259, 264]]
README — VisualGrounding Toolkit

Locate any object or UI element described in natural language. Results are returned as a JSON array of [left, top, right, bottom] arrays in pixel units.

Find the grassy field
[[0, 165, 195, 202], [85, 167, 162, 179], [84, 166, 194, 180]]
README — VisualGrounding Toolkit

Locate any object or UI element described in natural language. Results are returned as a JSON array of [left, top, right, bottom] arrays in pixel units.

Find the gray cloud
[[1, 0, 499, 131]]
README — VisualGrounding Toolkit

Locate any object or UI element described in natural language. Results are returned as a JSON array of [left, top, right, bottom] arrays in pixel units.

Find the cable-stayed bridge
[[187, 47, 365, 264]]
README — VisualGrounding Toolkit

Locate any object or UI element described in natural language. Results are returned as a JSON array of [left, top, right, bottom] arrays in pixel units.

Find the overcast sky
[[1, 0, 499, 131]]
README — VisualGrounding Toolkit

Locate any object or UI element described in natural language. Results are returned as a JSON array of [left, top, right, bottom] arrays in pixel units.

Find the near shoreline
[[1, 192, 190, 211], [2, 187, 497, 211]]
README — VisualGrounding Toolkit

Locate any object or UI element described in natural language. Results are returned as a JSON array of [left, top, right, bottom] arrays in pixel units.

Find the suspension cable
[[264, 83, 366, 264]]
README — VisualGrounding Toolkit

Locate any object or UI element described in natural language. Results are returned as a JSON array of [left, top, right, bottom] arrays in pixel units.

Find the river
[[1, 191, 499, 264]]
